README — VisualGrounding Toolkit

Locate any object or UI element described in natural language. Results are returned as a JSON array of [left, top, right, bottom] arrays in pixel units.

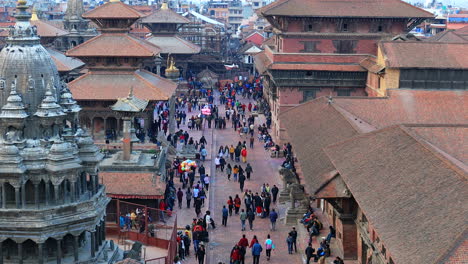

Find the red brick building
[[280, 90, 467, 263], [254, 0, 433, 141], [66, 0, 176, 137]]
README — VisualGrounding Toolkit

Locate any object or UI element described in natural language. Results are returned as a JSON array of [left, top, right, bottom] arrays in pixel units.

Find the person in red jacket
[[238, 234, 249, 248], [241, 147, 247, 163], [249, 235, 258, 248], [230, 245, 241, 264]]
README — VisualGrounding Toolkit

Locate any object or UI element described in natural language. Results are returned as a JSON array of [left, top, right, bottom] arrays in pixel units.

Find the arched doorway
[[24, 180, 34, 207]]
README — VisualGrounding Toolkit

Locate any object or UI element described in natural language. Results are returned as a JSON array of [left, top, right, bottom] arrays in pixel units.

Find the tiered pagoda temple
[[141, 1, 201, 77], [0, 0, 114, 262], [254, 0, 433, 141], [66, 0, 177, 138], [61, 0, 97, 50]]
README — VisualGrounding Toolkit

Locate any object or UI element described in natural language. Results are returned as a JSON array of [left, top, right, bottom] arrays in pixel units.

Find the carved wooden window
[[333, 40, 357, 54], [0, 79, 5, 90], [302, 89, 320, 102], [336, 88, 353, 96], [300, 41, 320, 53]]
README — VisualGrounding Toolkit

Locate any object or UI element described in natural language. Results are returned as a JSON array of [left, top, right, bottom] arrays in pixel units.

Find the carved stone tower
[[0, 1, 114, 263], [62, 0, 97, 50]]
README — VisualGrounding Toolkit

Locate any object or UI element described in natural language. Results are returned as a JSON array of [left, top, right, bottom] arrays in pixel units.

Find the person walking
[[233, 165, 239, 181], [305, 243, 316, 264], [185, 188, 192, 209], [222, 205, 229, 226], [234, 194, 241, 214], [289, 227, 298, 253], [271, 185, 279, 203], [286, 234, 294, 254], [269, 209, 278, 231], [326, 225, 336, 243], [240, 209, 247, 231], [241, 147, 248, 163], [203, 174, 210, 191], [200, 147, 207, 162], [245, 163, 253, 180], [247, 208, 255, 231], [239, 172, 246, 192], [196, 245, 206, 264], [264, 234, 274, 261], [251, 239, 263, 264], [227, 196, 234, 216], [177, 188, 184, 209], [226, 163, 232, 180]]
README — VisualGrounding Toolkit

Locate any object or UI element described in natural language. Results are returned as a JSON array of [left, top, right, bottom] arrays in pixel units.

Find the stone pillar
[[122, 116, 132, 161], [73, 236, 79, 262], [15, 187, 20, 209], [94, 175, 99, 193], [38, 242, 44, 264], [76, 181, 81, 200], [56, 239, 62, 264], [54, 185, 60, 205], [45, 182, 50, 206], [18, 242, 23, 264], [97, 225, 102, 246], [90, 231, 96, 258], [81, 174, 86, 194], [21, 183, 26, 208], [90, 175, 96, 195], [1, 183, 5, 209], [34, 183, 40, 209], [102, 221, 106, 242], [62, 182, 68, 204], [70, 181, 76, 203], [0, 241, 3, 264]]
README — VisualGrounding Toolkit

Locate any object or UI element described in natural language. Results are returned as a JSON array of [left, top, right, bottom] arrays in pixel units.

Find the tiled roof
[[82, 1, 143, 19], [31, 19, 69, 37], [145, 35, 200, 54], [406, 125, 468, 166], [359, 57, 385, 73], [281, 97, 360, 195], [140, 8, 190, 24], [281, 89, 467, 195], [66, 33, 160, 57], [258, 0, 434, 18], [332, 89, 468, 129], [456, 25, 468, 35], [68, 69, 176, 101], [100, 172, 164, 199], [380, 41, 468, 69], [324, 125, 467, 264], [426, 30, 468, 42], [47, 48, 85, 72]]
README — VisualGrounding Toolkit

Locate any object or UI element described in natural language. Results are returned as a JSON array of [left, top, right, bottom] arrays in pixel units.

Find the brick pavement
[[162, 90, 351, 264]]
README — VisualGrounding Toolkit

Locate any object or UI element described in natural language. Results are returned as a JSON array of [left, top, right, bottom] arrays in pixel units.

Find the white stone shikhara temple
[[0, 1, 116, 263]]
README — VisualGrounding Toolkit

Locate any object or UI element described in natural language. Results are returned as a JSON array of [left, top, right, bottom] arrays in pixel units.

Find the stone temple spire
[[0, 81, 28, 119], [64, 0, 85, 21]]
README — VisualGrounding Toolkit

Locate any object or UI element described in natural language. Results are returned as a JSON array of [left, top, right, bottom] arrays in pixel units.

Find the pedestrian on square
[[239, 172, 246, 192], [241, 147, 247, 163], [269, 209, 278, 231], [289, 227, 298, 253], [234, 194, 242, 214], [240, 209, 247, 231], [251, 239, 262, 264], [249, 135, 255, 148], [326, 225, 336, 243], [305, 243, 316, 264], [196, 245, 206, 264], [271, 185, 279, 203], [264, 234, 274, 261], [245, 163, 253, 180], [203, 174, 210, 191], [229, 145, 235, 160], [247, 208, 255, 231], [200, 147, 207, 162], [186, 188, 192, 209], [227, 196, 234, 216], [226, 163, 232, 180], [222, 205, 229, 226], [233, 165, 239, 181], [177, 188, 183, 209], [286, 234, 294, 254], [238, 234, 249, 248]]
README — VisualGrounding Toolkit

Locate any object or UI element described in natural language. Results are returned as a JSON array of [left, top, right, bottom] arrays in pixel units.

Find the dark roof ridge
[[313, 170, 339, 195], [434, 229, 468, 264]]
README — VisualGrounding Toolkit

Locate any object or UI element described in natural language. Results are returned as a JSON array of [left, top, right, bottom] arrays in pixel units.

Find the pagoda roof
[[30, 19, 69, 37], [66, 33, 161, 57], [111, 93, 149, 112], [47, 48, 85, 72], [82, 1, 144, 19], [258, 0, 434, 18], [197, 68, 219, 79], [427, 30, 468, 43], [141, 7, 191, 24], [145, 35, 200, 54], [68, 69, 176, 101]]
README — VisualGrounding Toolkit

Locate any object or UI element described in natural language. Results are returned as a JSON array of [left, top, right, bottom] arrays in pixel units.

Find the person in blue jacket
[[251, 240, 263, 264]]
